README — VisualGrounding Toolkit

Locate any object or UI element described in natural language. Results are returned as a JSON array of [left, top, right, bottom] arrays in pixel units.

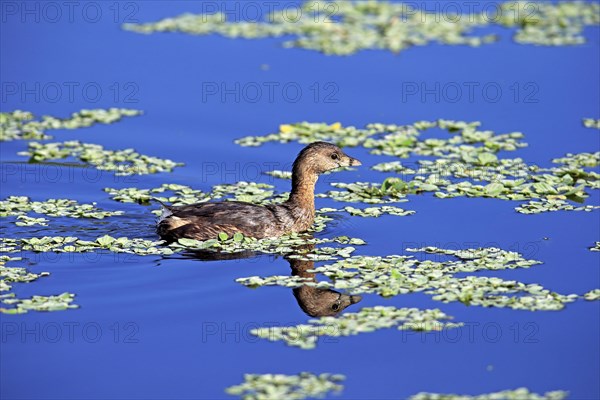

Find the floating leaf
[[124, 2, 599, 56], [0, 108, 141, 141], [226, 372, 344, 400], [251, 306, 461, 349], [410, 387, 568, 400], [21, 141, 183, 176]]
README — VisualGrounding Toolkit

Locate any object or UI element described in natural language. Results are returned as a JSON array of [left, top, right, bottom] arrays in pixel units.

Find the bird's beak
[[349, 295, 362, 304], [346, 155, 362, 167]]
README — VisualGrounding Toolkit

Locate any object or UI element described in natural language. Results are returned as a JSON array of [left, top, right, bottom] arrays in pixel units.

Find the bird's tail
[[151, 197, 171, 209], [151, 198, 173, 222]]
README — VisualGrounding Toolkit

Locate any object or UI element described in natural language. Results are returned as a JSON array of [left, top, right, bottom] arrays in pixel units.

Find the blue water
[[1, 1, 599, 399]]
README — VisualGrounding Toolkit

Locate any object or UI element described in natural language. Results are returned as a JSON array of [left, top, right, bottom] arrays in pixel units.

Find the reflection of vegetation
[[0, 256, 78, 314], [238, 120, 600, 214], [124, 1, 599, 56], [250, 306, 461, 349], [409, 387, 568, 400], [1, 108, 140, 141], [226, 372, 344, 400]]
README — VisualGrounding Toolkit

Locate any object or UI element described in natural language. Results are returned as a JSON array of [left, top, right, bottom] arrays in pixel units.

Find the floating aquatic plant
[[104, 183, 210, 205], [1, 292, 78, 314], [499, 1, 600, 46], [172, 234, 364, 261], [0, 235, 176, 256], [0, 256, 77, 314], [515, 199, 600, 214], [15, 215, 49, 226], [105, 182, 368, 230], [583, 118, 600, 129], [105, 182, 275, 206], [123, 1, 599, 56], [238, 246, 582, 311], [0, 231, 365, 261], [20, 141, 183, 176], [583, 289, 600, 301], [409, 387, 568, 400], [225, 372, 344, 400], [0, 256, 49, 293], [264, 170, 293, 179], [250, 306, 461, 349], [590, 242, 600, 252], [237, 122, 370, 147], [0, 108, 141, 141], [317, 181, 411, 204], [238, 119, 599, 214], [1, 196, 123, 221], [339, 205, 414, 217]]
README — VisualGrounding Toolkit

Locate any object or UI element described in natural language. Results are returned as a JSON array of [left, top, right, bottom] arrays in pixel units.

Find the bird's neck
[[287, 170, 317, 214]]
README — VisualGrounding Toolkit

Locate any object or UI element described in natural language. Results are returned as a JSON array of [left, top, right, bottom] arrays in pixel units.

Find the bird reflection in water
[[179, 242, 362, 317], [288, 254, 362, 317]]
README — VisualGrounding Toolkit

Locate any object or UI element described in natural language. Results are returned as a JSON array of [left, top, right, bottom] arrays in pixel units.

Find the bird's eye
[[331, 153, 339, 160], [332, 303, 340, 311]]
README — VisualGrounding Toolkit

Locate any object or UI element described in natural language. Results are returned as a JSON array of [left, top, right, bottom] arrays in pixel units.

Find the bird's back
[[156, 201, 289, 241]]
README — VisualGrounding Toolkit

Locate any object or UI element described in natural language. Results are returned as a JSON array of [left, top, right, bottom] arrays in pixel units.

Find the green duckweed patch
[[124, 2, 599, 56], [237, 119, 599, 214], [502, 1, 599, 46], [583, 289, 600, 301], [236, 122, 371, 147], [238, 246, 583, 311], [0, 108, 141, 141], [340, 205, 415, 217], [105, 182, 276, 206], [15, 215, 49, 226], [317, 181, 411, 204], [0, 256, 78, 314], [106, 181, 413, 222], [225, 372, 344, 400], [515, 199, 600, 214], [552, 152, 599, 168], [173, 234, 364, 261], [104, 183, 210, 205], [250, 306, 461, 349], [0, 235, 176, 256], [1, 292, 78, 314], [1, 196, 123, 223], [264, 167, 354, 180], [583, 118, 600, 129], [20, 141, 183, 176], [104, 182, 338, 232], [0, 232, 365, 261], [264, 170, 293, 179], [0, 256, 49, 293], [409, 387, 568, 400]]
